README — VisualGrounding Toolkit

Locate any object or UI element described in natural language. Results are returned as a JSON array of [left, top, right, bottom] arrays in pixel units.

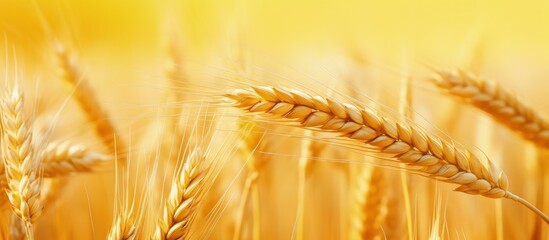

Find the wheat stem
[[398, 74, 413, 240], [296, 133, 311, 240], [233, 170, 258, 240], [234, 119, 266, 240], [505, 192, 549, 225]]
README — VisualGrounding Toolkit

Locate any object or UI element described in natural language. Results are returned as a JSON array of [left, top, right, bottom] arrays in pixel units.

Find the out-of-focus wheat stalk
[[432, 68, 549, 237], [398, 73, 413, 240], [1, 84, 43, 239], [233, 119, 264, 240], [432, 69, 549, 148], [295, 131, 309, 240], [349, 164, 387, 240], [55, 42, 126, 164]]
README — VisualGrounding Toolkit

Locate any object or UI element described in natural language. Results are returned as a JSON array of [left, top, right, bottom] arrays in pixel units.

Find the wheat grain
[[154, 148, 207, 239], [233, 119, 264, 240], [224, 85, 549, 224], [432, 69, 549, 148], [108, 215, 137, 240], [1, 85, 42, 239]]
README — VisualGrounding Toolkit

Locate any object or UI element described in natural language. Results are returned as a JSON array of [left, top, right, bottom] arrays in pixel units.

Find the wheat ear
[[225, 86, 549, 224], [0, 142, 109, 191], [1, 85, 42, 239], [349, 165, 387, 240], [432, 69, 549, 233], [432, 69, 549, 148], [154, 149, 206, 239], [41, 141, 110, 177], [55, 43, 126, 163]]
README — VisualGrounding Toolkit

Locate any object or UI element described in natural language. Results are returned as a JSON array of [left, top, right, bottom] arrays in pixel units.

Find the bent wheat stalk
[[1, 85, 43, 239], [432, 69, 549, 148], [55, 42, 126, 163], [154, 149, 207, 239], [225, 86, 549, 224]]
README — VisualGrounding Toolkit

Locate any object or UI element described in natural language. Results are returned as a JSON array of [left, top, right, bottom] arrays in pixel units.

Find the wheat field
[[1, 0, 549, 239]]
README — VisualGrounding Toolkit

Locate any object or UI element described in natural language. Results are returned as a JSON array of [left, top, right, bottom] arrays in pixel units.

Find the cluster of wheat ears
[[0, 31, 548, 239]]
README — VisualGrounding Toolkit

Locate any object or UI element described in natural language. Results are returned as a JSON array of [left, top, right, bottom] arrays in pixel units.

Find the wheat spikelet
[[432, 69, 549, 148], [225, 86, 549, 224], [1, 85, 43, 238], [41, 141, 110, 177], [108, 215, 137, 240], [154, 148, 207, 239], [55, 42, 126, 162]]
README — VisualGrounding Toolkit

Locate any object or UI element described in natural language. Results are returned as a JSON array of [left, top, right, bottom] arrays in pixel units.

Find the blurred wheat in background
[[1, 0, 549, 239]]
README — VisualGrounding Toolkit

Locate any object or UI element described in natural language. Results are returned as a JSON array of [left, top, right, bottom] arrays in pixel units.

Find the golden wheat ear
[[431, 69, 549, 148], [349, 165, 387, 240], [41, 141, 110, 177], [154, 148, 208, 239], [1, 84, 43, 239], [224, 85, 549, 224]]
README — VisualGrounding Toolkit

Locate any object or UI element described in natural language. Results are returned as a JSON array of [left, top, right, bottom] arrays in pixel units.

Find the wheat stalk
[[431, 69, 549, 148], [154, 148, 207, 239], [224, 85, 549, 224], [296, 130, 325, 240], [1, 85, 43, 239], [233, 119, 264, 240], [55, 42, 126, 164], [398, 75, 413, 240]]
